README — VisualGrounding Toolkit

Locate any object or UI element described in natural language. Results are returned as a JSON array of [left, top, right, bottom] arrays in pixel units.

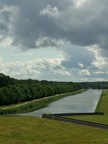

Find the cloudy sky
[[0, 0, 108, 81]]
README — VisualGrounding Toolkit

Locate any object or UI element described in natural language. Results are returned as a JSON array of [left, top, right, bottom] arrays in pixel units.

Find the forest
[[0, 73, 82, 106], [0, 73, 108, 106]]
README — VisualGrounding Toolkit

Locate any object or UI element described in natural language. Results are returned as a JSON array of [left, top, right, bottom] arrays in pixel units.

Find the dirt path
[[1, 93, 65, 110], [1, 90, 84, 110]]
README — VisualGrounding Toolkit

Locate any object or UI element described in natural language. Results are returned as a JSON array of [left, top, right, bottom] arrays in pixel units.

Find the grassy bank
[[0, 115, 108, 144], [0, 89, 84, 115], [95, 90, 104, 113], [66, 89, 108, 125], [95, 89, 108, 114]]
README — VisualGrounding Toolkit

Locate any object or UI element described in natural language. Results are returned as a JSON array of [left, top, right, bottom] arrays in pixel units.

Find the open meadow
[[0, 115, 108, 144], [0, 90, 108, 144]]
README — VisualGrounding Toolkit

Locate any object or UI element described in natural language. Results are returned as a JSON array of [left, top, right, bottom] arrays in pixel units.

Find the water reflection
[[18, 89, 102, 117]]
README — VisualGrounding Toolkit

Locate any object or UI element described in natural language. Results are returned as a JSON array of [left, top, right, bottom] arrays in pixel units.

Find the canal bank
[[18, 89, 102, 117], [0, 89, 84, 115], [42, 90, 108, 130]]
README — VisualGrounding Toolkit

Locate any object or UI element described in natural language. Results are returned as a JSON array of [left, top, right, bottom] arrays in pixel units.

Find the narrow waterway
[[18, 89, 102, 117]]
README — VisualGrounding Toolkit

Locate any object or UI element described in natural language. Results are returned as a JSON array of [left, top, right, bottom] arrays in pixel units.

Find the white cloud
[[35, 37, 64, 48], [53, 69, 71, 76], [61, 45, 96, 69], [0, 38, 12, 46], [0, 1, 108, 81], [40, 5, 60, 19], [79, 69, 90, 76], [0, 55, 9, 74], [94, 71, 104, 74], [90, 48, 108, 69], [6, 57, 71, 79], [74, 0, 87, 8], [78, 63, 84, 68]]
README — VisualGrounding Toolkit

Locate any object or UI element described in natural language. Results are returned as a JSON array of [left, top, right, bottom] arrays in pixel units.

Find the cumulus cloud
[[94, 71, 104, 74], [0, 0, 108, 81], [59, 44, 108, 81], [0, 0, 108, 52], [5, 57, 71, 80], [61, 45, 96, 69], [0, 55, 8, 74], [40, 5, 60, 19], [79, 69, 90, 76], [0, 49, 108, 81]]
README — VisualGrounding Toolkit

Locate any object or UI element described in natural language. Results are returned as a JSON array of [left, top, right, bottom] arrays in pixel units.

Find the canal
[[18, 89, 102, 117]]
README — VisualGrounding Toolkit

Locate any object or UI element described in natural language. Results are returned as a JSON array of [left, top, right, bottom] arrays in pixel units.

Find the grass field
[[0, 89, 108, 144], [0, 116, 108, 144]]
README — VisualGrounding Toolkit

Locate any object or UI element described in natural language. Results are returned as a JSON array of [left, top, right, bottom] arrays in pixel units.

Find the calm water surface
[[18, 89, 102, 117]]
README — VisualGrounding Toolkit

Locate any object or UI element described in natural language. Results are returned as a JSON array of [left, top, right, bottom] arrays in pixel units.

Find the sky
[[0, 0, 108, 82]]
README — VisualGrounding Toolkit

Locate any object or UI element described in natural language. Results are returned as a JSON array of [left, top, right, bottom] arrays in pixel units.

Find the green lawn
[[0, 116, 108, 144], [0, 89, 108, 144]]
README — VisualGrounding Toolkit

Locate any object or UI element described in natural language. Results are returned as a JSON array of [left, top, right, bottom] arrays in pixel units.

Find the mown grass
[[66, 89, 108, 125], [0, 116, 108, 144]]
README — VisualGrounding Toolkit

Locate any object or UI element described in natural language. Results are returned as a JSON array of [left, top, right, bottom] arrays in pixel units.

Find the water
[[18, 89, 102, 117]]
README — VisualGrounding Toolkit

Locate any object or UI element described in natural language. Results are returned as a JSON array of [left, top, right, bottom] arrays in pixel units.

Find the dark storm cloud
[[0, 10, 12, 29], [0, 11, 12, 22], [0, 10, 12, 42], [0, 22, 7, 30], [0, 0, 108, 51]]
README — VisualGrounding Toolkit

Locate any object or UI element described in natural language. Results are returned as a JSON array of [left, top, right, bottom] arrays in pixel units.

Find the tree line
[[1, 73, 108, 106], [81, 82, 108, 89], [0, 73, 82, 106]]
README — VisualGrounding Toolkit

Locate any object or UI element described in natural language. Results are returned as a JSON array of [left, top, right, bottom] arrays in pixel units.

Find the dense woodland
[[0, 73, 82, 106], [0, 73, 108, 106]]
